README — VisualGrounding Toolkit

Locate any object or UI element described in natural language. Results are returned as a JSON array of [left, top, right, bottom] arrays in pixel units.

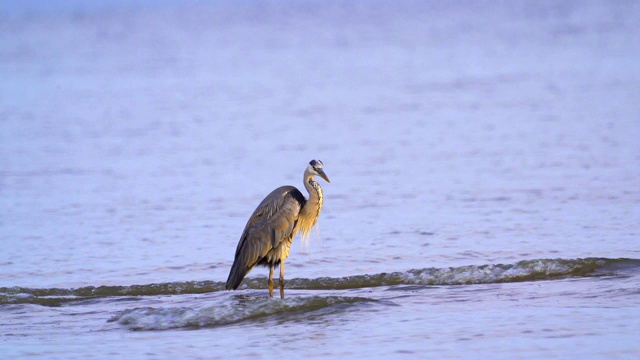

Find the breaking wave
[[1, 257, 637, 307], [109, 295, 372, 330]]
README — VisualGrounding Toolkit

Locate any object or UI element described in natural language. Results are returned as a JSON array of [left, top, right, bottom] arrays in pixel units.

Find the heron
[[225, 159, 330, 299]]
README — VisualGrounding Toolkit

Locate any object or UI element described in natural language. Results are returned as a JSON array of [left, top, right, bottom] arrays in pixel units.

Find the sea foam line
[[1, 257, 633, 306]]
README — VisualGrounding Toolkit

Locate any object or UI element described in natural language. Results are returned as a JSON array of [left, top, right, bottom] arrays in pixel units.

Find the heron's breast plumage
[[297, 179, 323, 241]]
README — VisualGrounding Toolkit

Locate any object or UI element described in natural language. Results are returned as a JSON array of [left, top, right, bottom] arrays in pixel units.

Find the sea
[[1, 0, 639, 358]]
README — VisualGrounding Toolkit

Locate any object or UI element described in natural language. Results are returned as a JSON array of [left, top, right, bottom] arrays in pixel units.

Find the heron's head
[[307, 159, 330, 183]]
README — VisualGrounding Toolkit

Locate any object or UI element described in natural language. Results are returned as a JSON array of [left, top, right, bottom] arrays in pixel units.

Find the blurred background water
[[1, 0, 639, 358]]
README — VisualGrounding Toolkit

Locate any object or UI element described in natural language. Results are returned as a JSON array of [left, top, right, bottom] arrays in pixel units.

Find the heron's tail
[[225, 259, 250, 290]]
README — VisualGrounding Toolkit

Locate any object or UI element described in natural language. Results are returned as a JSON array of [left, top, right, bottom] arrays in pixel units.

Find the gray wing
[[225, 186, 306, 290]]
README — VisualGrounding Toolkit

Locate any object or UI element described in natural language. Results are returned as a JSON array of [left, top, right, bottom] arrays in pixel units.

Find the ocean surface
[[1, 0, 639, 358]]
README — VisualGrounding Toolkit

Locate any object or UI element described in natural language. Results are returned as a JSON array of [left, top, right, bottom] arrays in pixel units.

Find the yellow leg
[[268, 266, 274, 298], [279, 261, 285, 299]]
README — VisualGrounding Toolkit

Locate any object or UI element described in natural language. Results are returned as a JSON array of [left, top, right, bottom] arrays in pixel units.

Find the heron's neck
[[305, 173, 323, 207], [300, 174, 323, 234]]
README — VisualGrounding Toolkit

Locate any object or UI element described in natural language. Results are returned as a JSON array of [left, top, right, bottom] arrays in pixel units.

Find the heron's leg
[[279, 261, 285, 299], [268, 265, 274, 298]]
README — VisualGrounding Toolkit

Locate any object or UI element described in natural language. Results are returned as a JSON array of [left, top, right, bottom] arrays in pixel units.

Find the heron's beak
[[317, 169, 331, 183]]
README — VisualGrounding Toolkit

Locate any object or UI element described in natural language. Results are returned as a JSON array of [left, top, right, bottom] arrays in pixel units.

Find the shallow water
[[1, 0, 640, 358]]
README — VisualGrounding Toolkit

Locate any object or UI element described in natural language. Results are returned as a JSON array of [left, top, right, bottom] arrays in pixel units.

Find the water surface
[[1, 0, 639, 358]]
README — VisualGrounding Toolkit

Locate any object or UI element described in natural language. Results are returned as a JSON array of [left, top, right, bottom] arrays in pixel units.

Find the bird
[[225, 159, 330, 299]]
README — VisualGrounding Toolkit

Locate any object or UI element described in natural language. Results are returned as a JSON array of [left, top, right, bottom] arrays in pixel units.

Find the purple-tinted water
[[1, 1, 639, 358]]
